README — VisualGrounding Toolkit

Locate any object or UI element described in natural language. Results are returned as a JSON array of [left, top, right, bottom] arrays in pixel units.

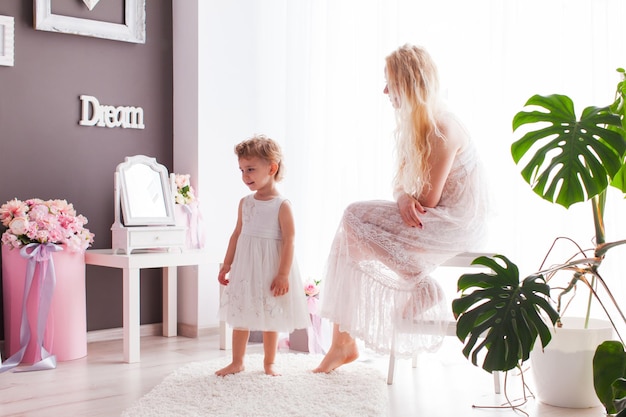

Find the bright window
[[206, 0, 626, 316]]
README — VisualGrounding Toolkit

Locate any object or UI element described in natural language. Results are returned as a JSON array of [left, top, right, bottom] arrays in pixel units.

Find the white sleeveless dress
[[319, 143, 488, 357], [219, 194, 310, 332]]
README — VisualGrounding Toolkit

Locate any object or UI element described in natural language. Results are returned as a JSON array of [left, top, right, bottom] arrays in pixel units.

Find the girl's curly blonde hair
[[234, 134, 285, 182]]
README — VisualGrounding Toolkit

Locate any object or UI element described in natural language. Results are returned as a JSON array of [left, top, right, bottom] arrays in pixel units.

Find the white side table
[[85, 249, 210, 363]]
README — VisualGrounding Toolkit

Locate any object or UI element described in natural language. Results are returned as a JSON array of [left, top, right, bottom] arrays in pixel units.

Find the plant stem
[[585, 192, 606, 328], [595, 239, 626, 257], [592, 192, 606, 246], [584, 274, 595, 329]]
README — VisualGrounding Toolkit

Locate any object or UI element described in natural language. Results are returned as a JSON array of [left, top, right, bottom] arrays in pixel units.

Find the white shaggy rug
[[122, 353, 389, 417]]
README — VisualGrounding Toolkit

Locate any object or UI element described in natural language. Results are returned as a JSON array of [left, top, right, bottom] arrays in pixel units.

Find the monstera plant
[[452, 68, 626, 414]]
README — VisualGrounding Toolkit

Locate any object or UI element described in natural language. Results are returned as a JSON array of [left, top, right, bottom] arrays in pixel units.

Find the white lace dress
[[319, 144, 488, 356], [219, 194, 310, 333]]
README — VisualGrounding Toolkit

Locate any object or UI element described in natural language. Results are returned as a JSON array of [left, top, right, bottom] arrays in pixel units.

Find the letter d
[[79, 95, 100, 126]]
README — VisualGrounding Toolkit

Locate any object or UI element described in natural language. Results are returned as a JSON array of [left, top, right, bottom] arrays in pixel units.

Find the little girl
[[216, 135, 310, 376]]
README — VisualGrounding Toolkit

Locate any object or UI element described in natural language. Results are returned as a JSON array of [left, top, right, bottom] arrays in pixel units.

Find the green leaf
[[593, 340, 626, 414], [452, 255, 560, 373], [611, 163, 626, 193], [613, 379, 626, 416], [511, 94, 626, 208]]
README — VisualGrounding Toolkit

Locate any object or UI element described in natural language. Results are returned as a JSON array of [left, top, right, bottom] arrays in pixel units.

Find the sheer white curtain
[[244, 0, 626, 314]]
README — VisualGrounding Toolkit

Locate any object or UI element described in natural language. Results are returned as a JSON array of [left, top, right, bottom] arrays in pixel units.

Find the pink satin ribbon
[[0, 243, 61, 373], [181, 203, 205, 249], [306, 296, 325, 354]]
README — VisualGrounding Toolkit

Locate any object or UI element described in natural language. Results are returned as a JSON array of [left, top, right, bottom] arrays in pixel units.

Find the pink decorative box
[[2, 245, 87, 364]]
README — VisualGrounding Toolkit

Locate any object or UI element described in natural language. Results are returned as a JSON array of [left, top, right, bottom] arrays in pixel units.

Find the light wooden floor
[[0, 331, 607, 417]]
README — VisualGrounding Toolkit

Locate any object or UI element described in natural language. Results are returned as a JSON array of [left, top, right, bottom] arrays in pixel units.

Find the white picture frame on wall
[[34, 0, 146, 44], [0, 15, 15, 67]]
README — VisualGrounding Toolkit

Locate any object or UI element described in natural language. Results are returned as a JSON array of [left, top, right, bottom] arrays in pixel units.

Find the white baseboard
[[86, 323, 162, 343], [178, 323, 219, 338], [178, 322, 198, 338], [0, 324, 220, 349], [87, 323, 219, 343]]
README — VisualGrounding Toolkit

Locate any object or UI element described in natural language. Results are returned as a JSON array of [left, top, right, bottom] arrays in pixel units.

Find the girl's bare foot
[[312, 340, 359, 373], [215, 362, 245, 376], [264, 363, 281, 376]]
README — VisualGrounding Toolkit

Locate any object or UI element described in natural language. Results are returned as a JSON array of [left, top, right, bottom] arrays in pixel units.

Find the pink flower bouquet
[[304, 279, 321, 297], [0, 198, 94, 253], [174, 174, 196, 205]]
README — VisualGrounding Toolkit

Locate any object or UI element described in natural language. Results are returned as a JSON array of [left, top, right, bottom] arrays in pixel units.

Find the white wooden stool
[[386, 252, 501, 394]]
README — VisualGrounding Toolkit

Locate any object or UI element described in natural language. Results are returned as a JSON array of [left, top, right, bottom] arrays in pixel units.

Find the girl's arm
[[271, 200, 295, 296], [218, 198, 244, 286]]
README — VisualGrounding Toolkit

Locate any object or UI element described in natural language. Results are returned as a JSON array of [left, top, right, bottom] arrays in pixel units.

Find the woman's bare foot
[[215, 361, 245, 376], [264, 363, 281, 376], [312, 340, 359, 373]]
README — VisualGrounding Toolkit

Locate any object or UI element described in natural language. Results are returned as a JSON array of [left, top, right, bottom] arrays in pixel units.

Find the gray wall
[[0, 1, 173, 337]]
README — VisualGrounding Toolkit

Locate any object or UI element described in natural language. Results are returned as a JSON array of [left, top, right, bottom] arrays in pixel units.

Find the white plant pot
[[530, 317, 614, 408]]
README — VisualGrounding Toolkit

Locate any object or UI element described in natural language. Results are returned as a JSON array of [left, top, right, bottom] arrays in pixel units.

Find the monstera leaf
[[612, 164, 626, 193], [512, 94, 626, 208], [452, 255, 560, 373], [593, 341, 626, 415], [608, 69, 626, 193]]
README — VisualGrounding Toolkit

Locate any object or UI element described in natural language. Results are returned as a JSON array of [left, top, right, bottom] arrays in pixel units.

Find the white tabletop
[[85, 248, 212, 269]]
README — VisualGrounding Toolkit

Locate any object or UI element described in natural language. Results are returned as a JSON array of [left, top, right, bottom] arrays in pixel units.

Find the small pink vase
[[2, 245, 87, 363]]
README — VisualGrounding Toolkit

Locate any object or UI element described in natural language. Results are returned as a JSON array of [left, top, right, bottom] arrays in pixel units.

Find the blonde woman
[[314, 45, 488, 373]]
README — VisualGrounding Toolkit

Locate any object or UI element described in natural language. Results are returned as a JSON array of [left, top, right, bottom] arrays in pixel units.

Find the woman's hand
[[397, 193, 426, 228], [271, 274, 290, 297], [218, 264, 231, 285]]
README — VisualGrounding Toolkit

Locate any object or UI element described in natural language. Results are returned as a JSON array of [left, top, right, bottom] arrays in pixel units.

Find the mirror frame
[[116, 155, 176, 226]]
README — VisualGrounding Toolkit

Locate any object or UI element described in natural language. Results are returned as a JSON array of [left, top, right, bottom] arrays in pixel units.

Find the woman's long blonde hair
[[386, 44, 444, 197]]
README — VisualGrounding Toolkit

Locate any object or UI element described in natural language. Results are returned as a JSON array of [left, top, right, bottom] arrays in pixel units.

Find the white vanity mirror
[[111, 155, 186, 254], [119, 155, 174, 225]]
